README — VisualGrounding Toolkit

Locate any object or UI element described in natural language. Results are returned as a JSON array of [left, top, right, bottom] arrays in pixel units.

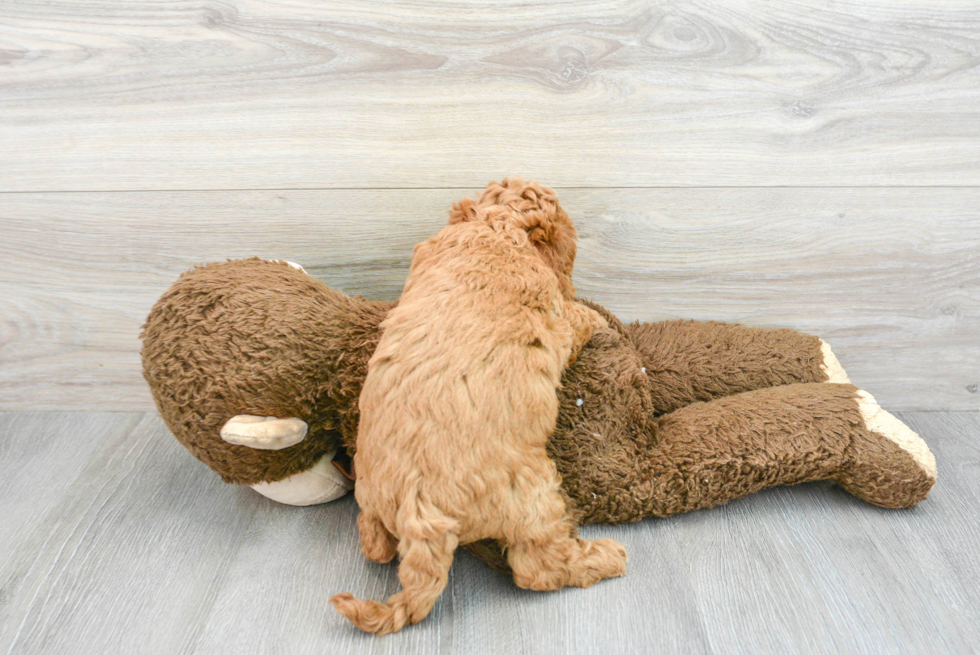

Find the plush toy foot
[[250, 450, 354, 506], [836, 390, 937, 509], [278, 260, 307, 274], [819, 339, 851, 384]]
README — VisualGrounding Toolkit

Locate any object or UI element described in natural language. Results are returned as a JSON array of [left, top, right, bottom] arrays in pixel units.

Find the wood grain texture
[[1, 187, 977, 412], [670, 410, 980, 654], [0, 410, 976, 654], [0, 412, 141, 559], [1, 0, 979, 191], [0, 412, 262, 655]]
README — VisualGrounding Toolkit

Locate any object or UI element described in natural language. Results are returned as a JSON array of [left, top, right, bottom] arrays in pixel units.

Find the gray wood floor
[[1, 411, 977, 654]]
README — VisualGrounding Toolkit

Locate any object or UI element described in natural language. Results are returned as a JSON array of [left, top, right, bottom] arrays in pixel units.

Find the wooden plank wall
[[1, 0, 978, 411]]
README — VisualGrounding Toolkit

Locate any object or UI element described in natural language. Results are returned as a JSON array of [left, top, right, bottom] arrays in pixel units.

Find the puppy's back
[[356, 220, 573, 505]]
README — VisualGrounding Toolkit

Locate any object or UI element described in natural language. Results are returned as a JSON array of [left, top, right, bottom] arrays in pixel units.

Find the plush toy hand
[[221, 415, 354, 506], [220, 415, 309, 450]]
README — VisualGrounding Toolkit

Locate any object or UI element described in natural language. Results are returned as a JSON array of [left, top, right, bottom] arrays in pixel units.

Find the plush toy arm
[[627, 319, 848, 414]]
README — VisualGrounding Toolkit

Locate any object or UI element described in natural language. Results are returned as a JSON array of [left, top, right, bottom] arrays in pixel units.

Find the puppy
[[330, 179, 627, 635]]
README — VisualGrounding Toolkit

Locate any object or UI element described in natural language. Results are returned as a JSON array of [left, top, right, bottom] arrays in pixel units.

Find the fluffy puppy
[[330, 179, 628, 635]]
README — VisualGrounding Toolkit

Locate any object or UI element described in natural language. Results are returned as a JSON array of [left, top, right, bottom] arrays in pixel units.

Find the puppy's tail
[[330, 483, 459, 636]]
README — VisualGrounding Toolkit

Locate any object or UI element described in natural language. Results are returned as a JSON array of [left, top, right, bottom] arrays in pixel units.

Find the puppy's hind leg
[[504, 466, 627, 591], [358, 511, 398, 564], [331, 488, 459, 635], [331, 532, 458, 635], [510, 533, 627, 590]]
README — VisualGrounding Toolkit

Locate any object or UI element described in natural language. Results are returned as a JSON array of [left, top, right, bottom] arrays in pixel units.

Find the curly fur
[[449, 177, 578, 300], [330, 180, 627, 635]]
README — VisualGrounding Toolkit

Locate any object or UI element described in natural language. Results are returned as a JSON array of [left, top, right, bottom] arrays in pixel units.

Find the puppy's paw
[[358, 513, 398, 564], [564, 302, 607, 365], [568, 538, 628, 588], [512, 567, 569, 592], [583, 305, 609, 332]]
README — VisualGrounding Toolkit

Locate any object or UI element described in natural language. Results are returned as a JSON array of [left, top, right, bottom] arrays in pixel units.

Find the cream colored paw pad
[[820, 339, 851, 384], [220, 415, 309, 450], [856, 390, 937, 479]]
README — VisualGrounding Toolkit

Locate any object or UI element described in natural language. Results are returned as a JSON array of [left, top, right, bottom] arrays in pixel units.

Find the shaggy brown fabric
[[552, 381, 932, 522], [838, 420, 937, 510], [473, 382, 934, 573], [143, 260, 934, 572], [142, 258, 391, 484], [628, 319, 827, 414]]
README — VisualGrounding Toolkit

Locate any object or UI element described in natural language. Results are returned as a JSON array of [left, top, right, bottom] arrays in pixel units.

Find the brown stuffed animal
[[141, 183, 936, 572]]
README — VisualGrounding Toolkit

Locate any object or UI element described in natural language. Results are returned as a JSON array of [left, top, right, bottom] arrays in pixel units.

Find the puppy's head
[[450, 178, 578, 298]]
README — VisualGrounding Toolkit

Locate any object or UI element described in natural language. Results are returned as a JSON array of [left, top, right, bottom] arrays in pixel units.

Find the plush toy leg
[[819, 339, 851, 383], [249, 450, 354, 506], [466, 382, 936, 573], [547, 383, 936, 528], [836, 390, 936, 508], [627, 320, 848, 413], [640, 383, 936, 516]]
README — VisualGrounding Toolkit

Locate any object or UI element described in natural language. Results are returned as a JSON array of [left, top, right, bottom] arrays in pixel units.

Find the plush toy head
[[141, 258, 391, 496]]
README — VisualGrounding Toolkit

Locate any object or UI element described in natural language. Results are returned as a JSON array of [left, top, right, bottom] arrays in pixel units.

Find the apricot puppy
[[330, 179, 627, 635]]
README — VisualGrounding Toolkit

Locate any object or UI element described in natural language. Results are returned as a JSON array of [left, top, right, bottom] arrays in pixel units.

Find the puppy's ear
[[459, 178, 579, 298], [449, 197, 478, 224], [518, 207, 578, 299]]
